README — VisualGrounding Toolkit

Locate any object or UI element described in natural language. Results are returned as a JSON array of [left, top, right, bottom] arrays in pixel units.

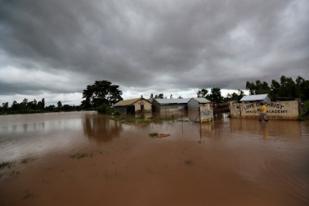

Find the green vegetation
[[81, 80, 122, 113], [184, 160, 193, 165], [152, 93, 164, 99], [0, 98, 80, 115], [149, 132, 159, 137], [2, 76, 308, 117], [23, 192, 35, 200], [246, 75, 309, 101], [21, 158, 36, 164], [148, 132, 170, 138], [0, 80, 122, 115], [245, 76, 309, 119], [81, 80, 123, 114], [97, 104, 120, 115], [0, 161, 14, 170], [197, 75, 309, 103], [197, 88, 244, 103], [70, 152, 93, 159]]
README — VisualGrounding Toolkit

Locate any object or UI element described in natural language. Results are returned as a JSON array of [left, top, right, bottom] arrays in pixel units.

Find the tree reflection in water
[[83, 114, 122, 143]]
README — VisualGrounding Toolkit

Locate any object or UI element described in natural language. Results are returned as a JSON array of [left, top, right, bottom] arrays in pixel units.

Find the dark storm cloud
[[0, 0, 308, 95]]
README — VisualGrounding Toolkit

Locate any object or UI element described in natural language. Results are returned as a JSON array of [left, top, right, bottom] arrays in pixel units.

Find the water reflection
[[83, 114, 122, 143], [198, 123, 215, 143], [229, 118, 302, 140]]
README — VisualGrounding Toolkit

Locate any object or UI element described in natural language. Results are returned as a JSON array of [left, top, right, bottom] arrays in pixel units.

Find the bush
[[97, 104, 119, 115]]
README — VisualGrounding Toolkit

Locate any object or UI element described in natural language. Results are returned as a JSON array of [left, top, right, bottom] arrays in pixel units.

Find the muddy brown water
[[0, 111, 308, 206]]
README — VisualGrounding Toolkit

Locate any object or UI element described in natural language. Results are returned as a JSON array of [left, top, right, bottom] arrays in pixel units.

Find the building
[[188, 98, 213, 122], [188, 98, 210, 109], [113, 98, 152, 114], [229, 100, 300, 120], [152, 98, 191, 114], [240, 94, 271, 103]]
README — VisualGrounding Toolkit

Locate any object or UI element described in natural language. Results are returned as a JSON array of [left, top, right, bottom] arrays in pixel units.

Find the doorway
[[127, 106, 135, 114], [141, 104, 144, 113]]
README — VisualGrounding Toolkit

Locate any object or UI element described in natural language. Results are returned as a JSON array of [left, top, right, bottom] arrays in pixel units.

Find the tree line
[[197, 75, 309, 104], [0, 98, 80, 115], [1, 76, 308, 115], [197, 88, 244, 103], [246, 75, 309, 101]]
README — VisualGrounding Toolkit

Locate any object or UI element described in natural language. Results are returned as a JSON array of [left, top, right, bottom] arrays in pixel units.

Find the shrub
[[97, 104, 114, 114]]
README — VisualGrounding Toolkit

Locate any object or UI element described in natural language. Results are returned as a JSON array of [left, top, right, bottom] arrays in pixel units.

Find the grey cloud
[[0, 0, 308, 96]]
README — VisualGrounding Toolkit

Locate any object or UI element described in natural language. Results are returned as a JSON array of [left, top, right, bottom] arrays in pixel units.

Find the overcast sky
[[0, 0, 308, 104]]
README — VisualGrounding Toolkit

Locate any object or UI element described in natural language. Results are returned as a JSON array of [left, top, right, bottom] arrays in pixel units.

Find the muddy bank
[[0, 112, 309, 206]]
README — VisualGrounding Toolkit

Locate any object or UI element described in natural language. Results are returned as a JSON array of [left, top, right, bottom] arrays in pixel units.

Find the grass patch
[[23, 191, 35, 200], [70, 152, 93, 159], [184, 160, 193, 165], [10, 170, 20, 176], [21, 158, 36, 164], [149, 133, 159, 138], [149, 133, 170, 138], [0, 161, 15, 170]]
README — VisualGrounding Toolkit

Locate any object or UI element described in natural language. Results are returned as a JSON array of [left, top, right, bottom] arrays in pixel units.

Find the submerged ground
[[0, 111, 308, 206]]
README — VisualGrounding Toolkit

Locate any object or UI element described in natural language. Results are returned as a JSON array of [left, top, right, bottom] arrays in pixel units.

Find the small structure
[[240, 94, 271, 103], [188, 98, 210, 109], [113, 98, 152, 114], [152, 98, 190, 114], [188, 98, 213, 122]]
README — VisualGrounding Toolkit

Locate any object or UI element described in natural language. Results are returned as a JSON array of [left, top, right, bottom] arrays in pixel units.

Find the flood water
[[0, 111, 309, 206]]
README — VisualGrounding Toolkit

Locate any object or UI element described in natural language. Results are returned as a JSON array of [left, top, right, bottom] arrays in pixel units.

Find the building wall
[[200, 104, 214, 122], [188, 99, 200, 110], [229, 101, 241, 118], [114, 107, 127, 114], [157, 104, 187, 114], [133, 99, 152, 113], [188, 99, 213, 122], [229, 100, 299, 120]]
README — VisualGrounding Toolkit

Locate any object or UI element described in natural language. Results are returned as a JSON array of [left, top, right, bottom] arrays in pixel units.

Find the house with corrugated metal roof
[[240, 94, 271, 103], [188, 98, 211, 110], [152, 98, 191, 114], [188, 98, 213, 122], [113, 98, 152, 114]]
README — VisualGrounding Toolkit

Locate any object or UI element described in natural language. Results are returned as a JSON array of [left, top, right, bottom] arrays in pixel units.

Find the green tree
[[226, 90, 244, 102], [27, 99, 38, 111], [57, 101, 62, 109], [2, 102, 8, 110], [37, 98, 45, 110], [246, 75, 309, 101], [278, 75, 296, 99], [208, 88, 223, 103], [154, 93, 164, 99], [197, 88, 208, 98], [81, 80, 123, 109], [246, 80, 270, 95]]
